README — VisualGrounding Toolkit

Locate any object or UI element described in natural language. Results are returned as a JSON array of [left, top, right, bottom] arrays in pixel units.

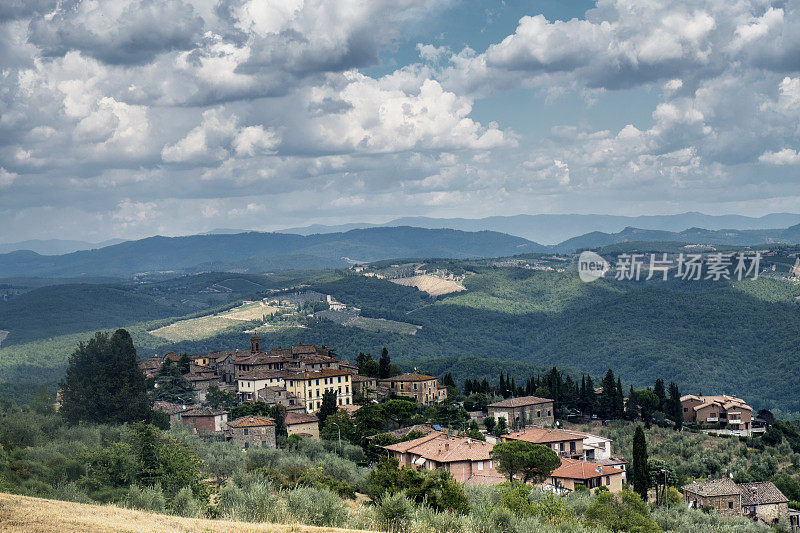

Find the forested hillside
[[1, 262, 799, 414]]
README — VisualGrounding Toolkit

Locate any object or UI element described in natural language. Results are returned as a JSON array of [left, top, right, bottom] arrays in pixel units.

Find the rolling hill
[[279, 212, 800, 244], [3, 258, 800, 415], [0, 227, 545, 278]]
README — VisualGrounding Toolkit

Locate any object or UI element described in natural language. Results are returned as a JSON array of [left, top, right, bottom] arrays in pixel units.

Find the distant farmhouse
[[683, 478, 799, 528], [487, 396, 555, 429]]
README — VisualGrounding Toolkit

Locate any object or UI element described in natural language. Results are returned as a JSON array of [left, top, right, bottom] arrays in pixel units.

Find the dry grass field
[[0, 492, 368, 533], [389, 275, 465, 296], [149, 300, 283, 342]]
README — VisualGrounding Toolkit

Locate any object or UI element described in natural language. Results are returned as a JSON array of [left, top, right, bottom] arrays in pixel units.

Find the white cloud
[[161, 108, 280, 164], [0, 167, 18, 187], [759, 149, 800, 165]]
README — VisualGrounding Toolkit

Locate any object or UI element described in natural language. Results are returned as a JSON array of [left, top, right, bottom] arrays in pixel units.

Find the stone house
[[379, 371, 448, 405], [351, 374, 378, 400], [178, 407, 228, 435], [226, 416, 276, 449], [682, 478, 744, 516], [284, 411, 319, 439], [487, 396, 554, 429], [739, 482, 796, 527]]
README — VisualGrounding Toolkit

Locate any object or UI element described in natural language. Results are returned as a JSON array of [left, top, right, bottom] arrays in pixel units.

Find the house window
[[244, 442, 249, 449], [537, 410, 541, 417], [547, 410, 552, 416], [244, 428, 249, 435], [605, 476, 610, 484], [477, 461, 484, 471], [728, 502, 733, 509]]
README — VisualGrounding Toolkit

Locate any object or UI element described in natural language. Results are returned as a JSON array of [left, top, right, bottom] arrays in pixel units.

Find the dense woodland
[[1, 256, 800, 414]]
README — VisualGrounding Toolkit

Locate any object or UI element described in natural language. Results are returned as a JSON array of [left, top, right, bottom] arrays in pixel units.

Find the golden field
[[0, 492, 367, 533]]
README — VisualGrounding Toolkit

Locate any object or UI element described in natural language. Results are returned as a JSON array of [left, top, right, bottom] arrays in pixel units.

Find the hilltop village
[[130, 336, 800, 529]]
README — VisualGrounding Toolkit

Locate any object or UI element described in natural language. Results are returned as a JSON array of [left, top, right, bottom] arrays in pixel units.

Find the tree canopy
[[490, 440, 560, 483], [59, 329, 151, 425]]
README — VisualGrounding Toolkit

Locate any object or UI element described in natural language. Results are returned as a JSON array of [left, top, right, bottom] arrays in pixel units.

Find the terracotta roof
[[238, 370, 289, 380], [682, 478, 741, 497], [383, 432, 493, 462], [284, 412, 318, 425], [504, 427, 584, 444], [551, 458, 623, 480], [186, 372, 217, 382], [351, 374, 376, 383], [488, 396, 553, 408], [180, 406, 227, 417], [739, 482, 789, 505], [386, 423, 438, 439], [339, 404, 361, 415], [288, 368, 353, 380], [380, 371, 437, 383], [228, 416, 275, 428]]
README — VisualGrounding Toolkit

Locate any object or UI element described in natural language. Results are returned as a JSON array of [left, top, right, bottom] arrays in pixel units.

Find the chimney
[[445, 442, 450, 450], [250, 416, 254, 422]]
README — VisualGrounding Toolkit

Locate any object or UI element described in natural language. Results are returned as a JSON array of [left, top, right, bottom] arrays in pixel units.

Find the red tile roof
[[488, 396, 553, 408], [383, 432, 493, 462], [284, 412, 318, 425], [289, 368, 353, 380], [504, 427, 584, 444], [228, 416, 275, 428], [379, 371, 437, 383], [551, 458, 623, 480]]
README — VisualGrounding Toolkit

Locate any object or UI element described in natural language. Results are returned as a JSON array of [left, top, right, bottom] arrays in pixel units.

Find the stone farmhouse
[[379, 371, 448, 405], [226, 416, 277, 449], [683, 478, 799, 528], [487, 396, 554, 429]]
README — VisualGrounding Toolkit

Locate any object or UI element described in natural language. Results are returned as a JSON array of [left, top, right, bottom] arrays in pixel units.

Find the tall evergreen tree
[[155, 357, 196, 405], [599, 369, 617, 419], [667, 382, 683, 430], [318, 390, 338, 428], [615, 377, 625, 418], [60, 329, 151, 425], [654, 378, 666, 411], [632, 425, 649, 501], [378, 347, 391, 379], [584, 375, 598, 415], [480, 378, 489, 393]]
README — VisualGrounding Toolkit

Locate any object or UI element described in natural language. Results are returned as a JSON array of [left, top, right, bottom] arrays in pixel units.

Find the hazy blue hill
[[279, 212, 800, 244], [0, 238, 126, 255], [0, 227, 545, 278]]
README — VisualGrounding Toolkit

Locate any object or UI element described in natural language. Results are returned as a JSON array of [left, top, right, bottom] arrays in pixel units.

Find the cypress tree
[[654, 378, 666, 411], [60, 329, 151, 425], [633, 425, 649, 501], [668, 382, 683, 430], [600, 369, 617, 419], [481, 378, 489, 393], [615, 377, 625, 418], [378, 347, 391, 379]]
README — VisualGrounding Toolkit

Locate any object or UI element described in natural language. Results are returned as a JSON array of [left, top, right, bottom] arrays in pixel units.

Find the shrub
[[217, 481, 286, 523], [377, 492, 414, 531], [171, 486, 201, 517], [126, 483, 166, 513], [285, 486, 347, 527]]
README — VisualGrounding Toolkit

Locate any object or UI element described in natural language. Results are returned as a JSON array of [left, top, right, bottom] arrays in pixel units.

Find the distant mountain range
[[278, 212, 800, 244], [0, 227, 543, 278], [552, 224, 800, 252], [0, 238, 126, 256], [1, 222, 800, 279]]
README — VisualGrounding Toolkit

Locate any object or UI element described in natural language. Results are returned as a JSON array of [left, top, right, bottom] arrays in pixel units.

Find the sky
[[1, 0, 800, 242]]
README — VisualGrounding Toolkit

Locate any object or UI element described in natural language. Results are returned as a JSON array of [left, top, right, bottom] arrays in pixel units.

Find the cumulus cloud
[[759, 149, 800, 165], [2, 0, 800, 241]]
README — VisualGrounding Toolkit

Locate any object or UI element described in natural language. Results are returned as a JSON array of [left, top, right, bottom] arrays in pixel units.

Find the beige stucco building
[[285, 369, 353, 413]]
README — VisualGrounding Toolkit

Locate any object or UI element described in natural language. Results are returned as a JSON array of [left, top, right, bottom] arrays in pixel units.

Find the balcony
[[706, 417, 719, 422], [728, 419, 742, 425]]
